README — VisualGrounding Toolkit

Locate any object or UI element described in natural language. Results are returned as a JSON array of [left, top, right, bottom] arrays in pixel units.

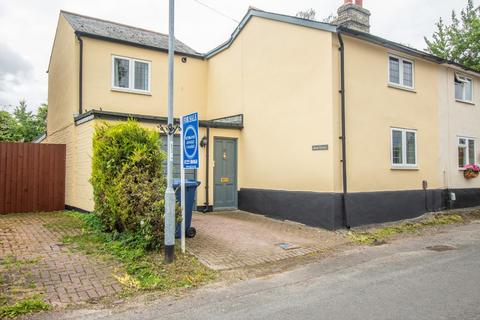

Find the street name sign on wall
[[312, 144, 329, 151], [181, 112, 199, 169]]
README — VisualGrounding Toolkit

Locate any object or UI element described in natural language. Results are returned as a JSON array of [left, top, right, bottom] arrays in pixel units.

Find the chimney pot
[[355, 0, 363, 7]]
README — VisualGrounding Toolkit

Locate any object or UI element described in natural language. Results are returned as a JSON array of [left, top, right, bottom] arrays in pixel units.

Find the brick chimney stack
[[334, 0, 371, 33]]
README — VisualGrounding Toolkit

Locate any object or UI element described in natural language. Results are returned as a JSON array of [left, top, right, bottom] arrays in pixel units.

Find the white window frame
[[388, 54, 415, 90], [454, 73, 473, 103], [457, 136, 476, 169], [111, 55, 151, 94], [391, 127, 418, 168]]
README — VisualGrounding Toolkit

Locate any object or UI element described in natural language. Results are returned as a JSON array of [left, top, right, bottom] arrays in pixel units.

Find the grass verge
[[45, 212, 216, 293], [0, 296, 50, 319], [348, 213, 464, 245]]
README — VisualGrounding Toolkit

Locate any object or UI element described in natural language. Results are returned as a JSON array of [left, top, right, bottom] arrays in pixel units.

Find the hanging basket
[[463, 165, 479, 179]]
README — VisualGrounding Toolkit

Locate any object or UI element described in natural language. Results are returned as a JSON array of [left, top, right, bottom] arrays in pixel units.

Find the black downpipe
[[77, 34, 83, 115], [202, 126, 211, 212], [338, 32, 350, 229]]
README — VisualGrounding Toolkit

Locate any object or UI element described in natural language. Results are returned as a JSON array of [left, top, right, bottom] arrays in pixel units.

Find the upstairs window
[[455, 74, 473, 103], [458, 137, 476, 168], [389, 55, 414, 89], [391, 128, 417, 167], [112, 56, 151, 93]]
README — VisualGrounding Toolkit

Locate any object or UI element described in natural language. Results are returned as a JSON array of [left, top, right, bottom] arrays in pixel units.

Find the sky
[[0, 0, 476, 112]]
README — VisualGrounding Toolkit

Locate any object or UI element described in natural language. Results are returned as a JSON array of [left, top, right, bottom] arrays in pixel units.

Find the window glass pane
[[458, 145, 466, 167], [465, 79, 473, 101], [468, 139, 475, 164], [114, 58, 129, 88], [406, 132, 416, 164], [455, 81, 464, 100], [134, 61, 149, 91], [389, 57, 400, 84], [392, 130, 403, 164], [403, 61, 413, 87]]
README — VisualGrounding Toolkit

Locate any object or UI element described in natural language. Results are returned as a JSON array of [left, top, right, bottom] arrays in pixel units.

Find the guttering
[[74, 31, 204, 60], [338, 26, 480, 77], [74, 109, 244, 129], [76, 34, 83, 115], [441, 62, 480, 78], [338, 31, 350, 229]]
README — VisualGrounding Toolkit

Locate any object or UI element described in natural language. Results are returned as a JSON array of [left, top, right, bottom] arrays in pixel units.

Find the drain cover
[[426, 245, 457, 252], [277, 242, 300, 250]]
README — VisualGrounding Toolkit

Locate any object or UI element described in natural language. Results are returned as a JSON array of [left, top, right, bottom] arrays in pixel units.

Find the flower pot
[[464, 170, 479, 179]]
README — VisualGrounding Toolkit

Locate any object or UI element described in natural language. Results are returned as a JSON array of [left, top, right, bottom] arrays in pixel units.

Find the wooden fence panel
[[0, 142, 66, 214]]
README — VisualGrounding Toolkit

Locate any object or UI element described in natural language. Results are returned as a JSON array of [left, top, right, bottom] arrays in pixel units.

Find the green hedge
[[90, 120, 174, 250]]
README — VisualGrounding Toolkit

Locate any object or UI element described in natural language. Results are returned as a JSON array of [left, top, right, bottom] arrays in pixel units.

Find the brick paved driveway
[[0, 212, 123, 307], [187, 211, 347, 270]]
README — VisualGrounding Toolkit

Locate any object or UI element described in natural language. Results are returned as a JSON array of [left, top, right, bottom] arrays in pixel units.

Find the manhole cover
[[277, 242, 300, 250], [426, 245, 457, 252]]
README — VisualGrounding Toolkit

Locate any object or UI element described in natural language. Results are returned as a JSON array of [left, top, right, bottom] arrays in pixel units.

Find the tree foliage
[[296, 8, 317, 20], [425, 0, 480, 71], [296, 8, 337, 23], [91, 120, 176, 250], [0, 100, 47, 142]]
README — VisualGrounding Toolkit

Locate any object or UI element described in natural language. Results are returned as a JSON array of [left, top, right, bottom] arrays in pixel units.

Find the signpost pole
[[164, 0, 175, 263], [181, 112, 199, 252], [180, 117, 186, 254]]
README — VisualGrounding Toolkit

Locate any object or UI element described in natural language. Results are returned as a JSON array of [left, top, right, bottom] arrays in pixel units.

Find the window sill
[[455, 99, 475, 106], [388, 84, 416, 93], [111, 88, 152, 96], [391, 166, 419, 171]]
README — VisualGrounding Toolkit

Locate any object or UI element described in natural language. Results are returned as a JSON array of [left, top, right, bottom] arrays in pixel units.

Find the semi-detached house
[[42, 0, 480, 230]]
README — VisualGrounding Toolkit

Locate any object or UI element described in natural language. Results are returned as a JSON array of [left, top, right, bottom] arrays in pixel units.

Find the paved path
[[54, 221, 480, 320], [0, 212, 123, 306], [187, 211, 347, 270]]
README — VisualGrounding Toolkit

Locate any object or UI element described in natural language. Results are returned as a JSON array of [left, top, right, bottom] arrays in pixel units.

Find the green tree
[[296, 8, 317, 20], [34, 103, 48, 137], [296, 8, 337, 23], [0, 110, 20, 141], [0, 101, 47, 142], [425, 0, 480, 71]]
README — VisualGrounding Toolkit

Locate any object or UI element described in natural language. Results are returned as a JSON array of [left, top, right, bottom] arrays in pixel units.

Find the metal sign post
[[180, 117, 186, 253], [180, 112, 199, 253]]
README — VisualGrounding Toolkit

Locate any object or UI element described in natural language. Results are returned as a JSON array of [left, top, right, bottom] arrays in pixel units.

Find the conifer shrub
[[90, 120, 173, 250]]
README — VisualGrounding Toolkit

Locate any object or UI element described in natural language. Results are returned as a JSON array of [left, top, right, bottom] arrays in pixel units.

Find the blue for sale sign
[[181, 112, 199, 169]]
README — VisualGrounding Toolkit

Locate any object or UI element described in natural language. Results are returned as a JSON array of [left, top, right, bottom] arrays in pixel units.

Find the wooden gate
[[0, 142, 66, 214]]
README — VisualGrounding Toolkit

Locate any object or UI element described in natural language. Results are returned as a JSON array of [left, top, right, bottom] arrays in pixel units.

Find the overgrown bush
[[91, 120, 174, 250]]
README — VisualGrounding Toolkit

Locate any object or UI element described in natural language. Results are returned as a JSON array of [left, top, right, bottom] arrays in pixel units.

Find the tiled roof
[[62, 11, 199, 56]]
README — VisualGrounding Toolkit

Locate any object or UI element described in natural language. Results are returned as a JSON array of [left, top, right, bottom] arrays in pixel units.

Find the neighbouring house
[[42, 0, 480, 230]]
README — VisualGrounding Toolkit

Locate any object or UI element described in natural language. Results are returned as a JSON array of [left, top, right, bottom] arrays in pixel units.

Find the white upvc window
[[391, 128, 417, 168], [458, 137, 476, 168], [112, 55, 151, 93], [455, 73, 473, 103], [388, 55, 414, 89]]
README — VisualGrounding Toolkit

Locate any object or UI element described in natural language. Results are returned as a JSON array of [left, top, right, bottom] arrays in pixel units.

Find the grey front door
[[214, 138, 237, 209]]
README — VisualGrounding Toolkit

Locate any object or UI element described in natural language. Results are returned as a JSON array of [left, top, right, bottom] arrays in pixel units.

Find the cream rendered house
[[44, 0, 480, 230]]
